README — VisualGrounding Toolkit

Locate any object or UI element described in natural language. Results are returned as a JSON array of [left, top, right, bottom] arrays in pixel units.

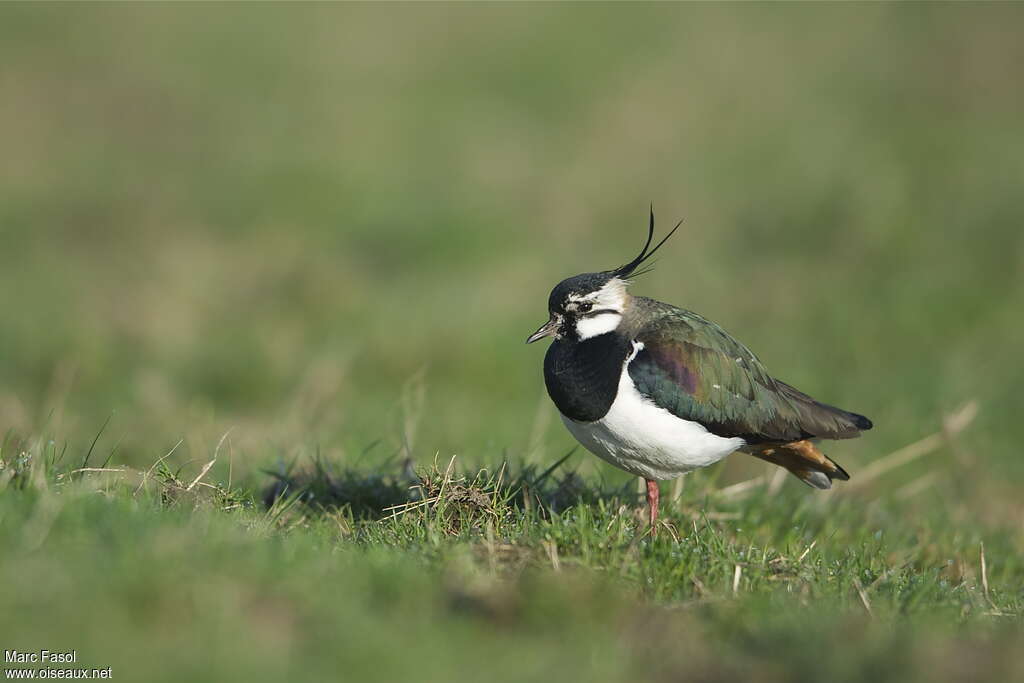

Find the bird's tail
[[745, 440, 850, 490]]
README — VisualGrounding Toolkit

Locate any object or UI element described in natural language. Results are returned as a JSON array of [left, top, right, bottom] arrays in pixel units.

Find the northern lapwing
[[527, 209, 872, 530]]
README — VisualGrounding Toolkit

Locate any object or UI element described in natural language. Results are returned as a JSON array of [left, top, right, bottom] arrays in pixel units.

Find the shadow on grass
[[262, 449, 634, 524]]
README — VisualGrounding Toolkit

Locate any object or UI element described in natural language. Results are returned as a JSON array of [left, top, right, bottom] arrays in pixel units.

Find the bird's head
[[526, 208, 681, 344]]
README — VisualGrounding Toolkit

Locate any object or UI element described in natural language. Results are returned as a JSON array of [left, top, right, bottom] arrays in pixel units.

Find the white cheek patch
[[570, 279, 628, 311], [596, 279, 628, 308], [575, 312, 622, 340]]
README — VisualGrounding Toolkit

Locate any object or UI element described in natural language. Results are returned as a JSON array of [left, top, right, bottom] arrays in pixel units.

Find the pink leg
[[646, 479, 660, 533]]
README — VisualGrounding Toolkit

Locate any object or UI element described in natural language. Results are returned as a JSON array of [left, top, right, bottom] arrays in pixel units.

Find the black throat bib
[[543, 333, 632, 423]]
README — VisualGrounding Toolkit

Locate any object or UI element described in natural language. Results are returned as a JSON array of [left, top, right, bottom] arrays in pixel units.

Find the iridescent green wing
[[626, 300, 867, 442]]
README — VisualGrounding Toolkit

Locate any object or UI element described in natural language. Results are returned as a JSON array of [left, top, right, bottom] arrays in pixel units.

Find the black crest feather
[[613, 205, 682, 278]]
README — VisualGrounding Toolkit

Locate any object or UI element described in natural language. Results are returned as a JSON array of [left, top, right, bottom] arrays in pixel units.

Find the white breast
[[560, 342, 745, 481]]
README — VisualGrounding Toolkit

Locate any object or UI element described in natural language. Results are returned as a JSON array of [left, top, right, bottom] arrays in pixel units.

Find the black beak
[[526, 315, 560, 344]]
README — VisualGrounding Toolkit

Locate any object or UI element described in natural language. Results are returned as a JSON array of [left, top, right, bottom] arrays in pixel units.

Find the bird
[[526, 208, 872, 531]]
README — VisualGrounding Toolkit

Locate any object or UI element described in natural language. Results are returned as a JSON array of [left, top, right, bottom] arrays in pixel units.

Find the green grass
[[2, 3, 1023, 681], [2, 438, 1022, 682]]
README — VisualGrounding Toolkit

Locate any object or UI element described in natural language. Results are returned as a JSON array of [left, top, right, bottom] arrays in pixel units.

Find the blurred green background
[[3, 3, 1022, 492], [2, 4, 1024, 681]]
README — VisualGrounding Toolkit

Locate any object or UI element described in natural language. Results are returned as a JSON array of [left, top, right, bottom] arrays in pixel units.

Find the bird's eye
[[578, 302, 593, 313]]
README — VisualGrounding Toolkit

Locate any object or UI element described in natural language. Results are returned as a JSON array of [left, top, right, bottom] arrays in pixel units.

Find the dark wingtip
[[851, 413, 873, 431], [831, 462, 851, 481]]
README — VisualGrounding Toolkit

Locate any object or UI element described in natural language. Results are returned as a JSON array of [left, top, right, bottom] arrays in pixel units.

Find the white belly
[[560, 362, 745, 481]]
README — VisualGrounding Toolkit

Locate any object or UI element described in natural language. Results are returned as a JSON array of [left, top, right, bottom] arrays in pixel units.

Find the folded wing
[[626, 301, 871, 444]]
